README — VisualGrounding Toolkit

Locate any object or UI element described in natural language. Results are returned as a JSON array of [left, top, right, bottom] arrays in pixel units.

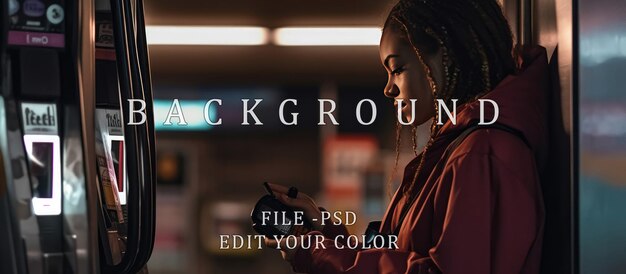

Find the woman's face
[[379, 26, 440, 126]]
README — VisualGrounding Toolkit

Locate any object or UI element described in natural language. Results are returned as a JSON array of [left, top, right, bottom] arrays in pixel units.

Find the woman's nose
[[384, 81, 400, 98]]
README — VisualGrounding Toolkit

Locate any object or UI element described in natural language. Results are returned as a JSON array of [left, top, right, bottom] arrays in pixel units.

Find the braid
[[387, 121, 404, 199], [403, 120, 438, 196], [385, 0, 516, 197], [411, 125, 418, 156]]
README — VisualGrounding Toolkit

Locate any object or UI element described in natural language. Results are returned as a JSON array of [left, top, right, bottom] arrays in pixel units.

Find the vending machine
[[0, 0, 156, 273], [0, 0, 97, 273]]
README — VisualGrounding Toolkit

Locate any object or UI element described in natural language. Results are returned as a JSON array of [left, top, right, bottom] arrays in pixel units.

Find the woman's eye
[[391, 66, 405, 75]]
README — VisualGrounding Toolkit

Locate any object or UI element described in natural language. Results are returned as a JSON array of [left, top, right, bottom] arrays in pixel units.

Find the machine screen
[[28, 142, 54, 198], [110, 140, 124, 192]]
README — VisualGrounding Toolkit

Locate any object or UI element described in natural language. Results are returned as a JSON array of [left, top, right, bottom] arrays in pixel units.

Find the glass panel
[[579, 0, 626, 272]]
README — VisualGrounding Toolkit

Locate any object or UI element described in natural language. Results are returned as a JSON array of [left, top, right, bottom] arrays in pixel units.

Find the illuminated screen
[[28, 142, 54, 198], [110, 140, 124, 192], [24, 134, 61, 216]]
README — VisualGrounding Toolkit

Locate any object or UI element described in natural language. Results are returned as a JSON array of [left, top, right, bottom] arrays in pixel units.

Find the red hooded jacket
[[291, 46, 550, 274]]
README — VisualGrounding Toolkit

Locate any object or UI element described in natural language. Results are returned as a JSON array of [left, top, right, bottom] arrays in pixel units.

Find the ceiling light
[[273, 27, 382, 46], [146, 26, 270, 45]]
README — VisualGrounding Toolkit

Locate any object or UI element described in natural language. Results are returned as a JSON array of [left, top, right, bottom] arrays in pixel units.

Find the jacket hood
[[434, 46, 551, 168]]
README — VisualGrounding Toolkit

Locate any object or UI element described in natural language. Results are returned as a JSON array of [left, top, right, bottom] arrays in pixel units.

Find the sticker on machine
[[96, 109, 123, 136], [21, 103, 58, 135]]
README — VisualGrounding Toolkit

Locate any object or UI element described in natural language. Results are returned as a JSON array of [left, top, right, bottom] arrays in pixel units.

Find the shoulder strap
[[391, 122, 529, 235]]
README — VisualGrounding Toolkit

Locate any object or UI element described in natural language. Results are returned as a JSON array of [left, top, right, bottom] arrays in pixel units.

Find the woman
[[266, 0, 549, 272]]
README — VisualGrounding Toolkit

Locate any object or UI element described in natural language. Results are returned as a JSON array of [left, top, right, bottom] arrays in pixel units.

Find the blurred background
[[138, 0, 626, 273], [142, 1, 419, 273]]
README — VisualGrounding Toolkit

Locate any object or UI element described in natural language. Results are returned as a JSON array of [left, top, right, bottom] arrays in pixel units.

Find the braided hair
[[384, 0, 517, 196]]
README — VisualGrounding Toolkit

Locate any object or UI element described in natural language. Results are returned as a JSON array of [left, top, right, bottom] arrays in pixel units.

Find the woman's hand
[[264, 236, 300, 262], [266, 183, 324, 231], [263, 183, 323, 263]]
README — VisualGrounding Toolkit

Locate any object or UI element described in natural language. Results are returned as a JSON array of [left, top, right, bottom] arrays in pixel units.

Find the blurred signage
[[21, 103, 57, 134], [581, 102, 626, 152], [322, 135, 378, 196], [322, 135, 378, 233], [154, 99, 217, 131]]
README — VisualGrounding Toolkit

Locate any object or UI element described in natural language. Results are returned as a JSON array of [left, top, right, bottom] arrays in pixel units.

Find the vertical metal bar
[[570, 0, 579, 272], [76, 0, 100, 272], [107, 0, 141, 272], [519, 0, 532, 45], [502, 0, 521, 46], [133, 0, 157, 266]]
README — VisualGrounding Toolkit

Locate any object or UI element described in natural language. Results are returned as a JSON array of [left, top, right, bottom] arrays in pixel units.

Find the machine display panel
[[8, 0, 66, 48], [24, 135, 61, 215], [109, 137, 127, 205]]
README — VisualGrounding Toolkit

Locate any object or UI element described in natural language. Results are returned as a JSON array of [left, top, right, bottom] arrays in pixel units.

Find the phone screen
[[257, 204, 293, 235]]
